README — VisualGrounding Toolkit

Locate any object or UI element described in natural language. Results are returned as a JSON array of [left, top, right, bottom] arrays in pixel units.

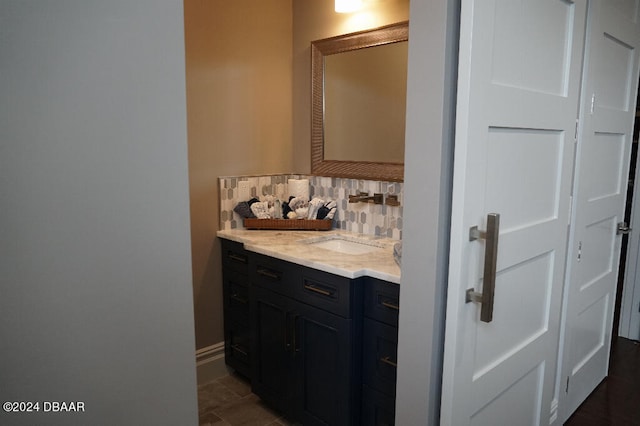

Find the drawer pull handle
[[382, 301, 399, 311], [257, 267, 281, 280], [304, 284, 332, 297], [231, 344, 248, 356], [227, 253, 248, 264], [380, 356, 397, 368], [293, 315, 300, 354], [230, 293, 248, 305], [285, 313, 301, 353]]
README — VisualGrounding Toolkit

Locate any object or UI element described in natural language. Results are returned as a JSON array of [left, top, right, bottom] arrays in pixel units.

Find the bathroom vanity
[[218, 230, 400, 426]]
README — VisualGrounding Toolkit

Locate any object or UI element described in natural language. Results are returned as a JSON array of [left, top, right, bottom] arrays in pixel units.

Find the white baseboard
[[196, 342, 230, 385]]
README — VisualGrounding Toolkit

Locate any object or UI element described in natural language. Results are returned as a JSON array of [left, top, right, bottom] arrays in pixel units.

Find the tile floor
[[202, 338, 640, 425], [198, 373, 292, 426]]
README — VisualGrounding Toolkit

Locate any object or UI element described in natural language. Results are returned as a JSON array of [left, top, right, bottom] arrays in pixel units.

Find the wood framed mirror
[[311, 21, 408, 182]]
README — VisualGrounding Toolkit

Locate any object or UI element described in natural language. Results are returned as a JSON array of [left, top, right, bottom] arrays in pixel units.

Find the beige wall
[[185, 0, 409, 350], [184, 0, 293, 348], [292, 0, 410, 171]]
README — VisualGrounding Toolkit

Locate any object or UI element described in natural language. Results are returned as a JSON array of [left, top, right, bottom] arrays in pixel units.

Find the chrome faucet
[[348, 191, 383, 204]]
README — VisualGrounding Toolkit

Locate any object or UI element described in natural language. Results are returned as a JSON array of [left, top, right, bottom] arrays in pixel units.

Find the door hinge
[[574, 119, 579, 142], [617, 222, 632, 235], [638, 301, 640, 313], [590, 93, 596, 114], [565, 376, 570, 393]]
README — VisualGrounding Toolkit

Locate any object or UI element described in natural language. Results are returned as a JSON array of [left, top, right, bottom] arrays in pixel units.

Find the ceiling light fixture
[[335, 0, 363, 13]]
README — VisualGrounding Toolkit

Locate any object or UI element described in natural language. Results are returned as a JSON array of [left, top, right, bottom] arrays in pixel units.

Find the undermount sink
[[301, 235, 385, 255]]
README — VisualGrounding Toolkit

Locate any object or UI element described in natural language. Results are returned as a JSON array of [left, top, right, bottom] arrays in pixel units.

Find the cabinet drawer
[[362, 385, 395, 426], [251, 253, 298, 296], [296, 267, 359, 318], [363, 318, 398, 396], [364, 277, 399, 326], [221, 239, 250, 274], [223, 269, 250, 322], [224, 318, 251, 378]]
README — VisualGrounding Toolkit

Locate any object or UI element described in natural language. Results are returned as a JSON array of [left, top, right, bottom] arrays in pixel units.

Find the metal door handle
[[466, 213, 500, 323]]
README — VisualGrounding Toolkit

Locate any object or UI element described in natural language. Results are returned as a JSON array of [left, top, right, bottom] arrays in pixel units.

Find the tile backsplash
[[218, 174, 403, 240]]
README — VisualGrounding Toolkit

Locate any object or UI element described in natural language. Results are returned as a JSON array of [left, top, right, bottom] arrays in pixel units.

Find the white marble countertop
[[217, 229, 401, 284]]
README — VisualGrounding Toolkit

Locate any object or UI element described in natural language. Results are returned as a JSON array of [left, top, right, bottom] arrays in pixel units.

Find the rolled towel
[[273, 199, 283, 219], [393, 242, 402, 266], [288, 196, 309, 211], [307, 197, 325, 219], [316, 205, 330, 220], [233, 201, 256, 219], [318, 200, 337, 220], [282, 201, 292, 218], [325, 207, 336, 220], [295, 207, 309, 219], [250, 201, 271, 219]]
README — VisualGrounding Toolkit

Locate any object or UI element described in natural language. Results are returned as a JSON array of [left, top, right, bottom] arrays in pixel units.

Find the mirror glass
[[311, 22, 408, 182], [324, 41, 408, 163]]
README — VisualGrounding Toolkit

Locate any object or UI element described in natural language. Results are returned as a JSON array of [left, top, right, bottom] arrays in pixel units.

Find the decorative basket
[[243, 218, 332, 231]]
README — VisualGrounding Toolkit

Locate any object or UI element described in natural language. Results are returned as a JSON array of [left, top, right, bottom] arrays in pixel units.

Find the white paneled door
[[441, 1, 588, 425], [560, 1, 640, 422]]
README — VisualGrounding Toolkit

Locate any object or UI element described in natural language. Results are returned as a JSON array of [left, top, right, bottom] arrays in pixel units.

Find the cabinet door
[[294, 301, 356, 426], [363, 317, 398, 396], [250, 286, 295, 417], [362, 385, 395, 426]]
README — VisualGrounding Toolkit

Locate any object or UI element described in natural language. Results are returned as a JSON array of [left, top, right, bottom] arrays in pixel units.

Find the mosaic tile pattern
[[218, 174, 403, 240]]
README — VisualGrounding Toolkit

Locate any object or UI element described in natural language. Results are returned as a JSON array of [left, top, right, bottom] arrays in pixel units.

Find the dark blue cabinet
[[362, 277, 399, 425], [220, 238, 399, 425], [293, 298, 355, 425], [251, 286, 296, 413], [249, 252, 362, 426], [362, 385, 396, 426], [221, 240, 251, 378]]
